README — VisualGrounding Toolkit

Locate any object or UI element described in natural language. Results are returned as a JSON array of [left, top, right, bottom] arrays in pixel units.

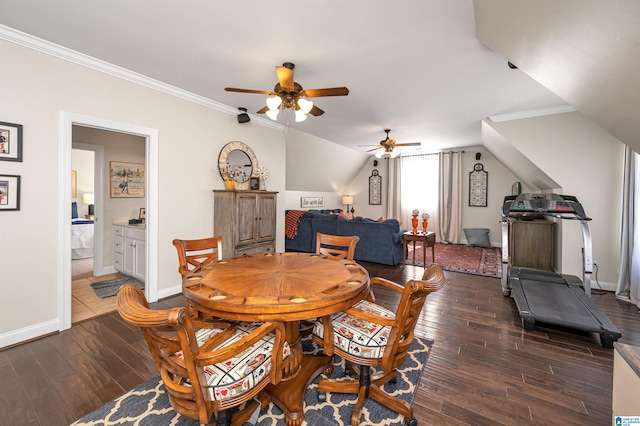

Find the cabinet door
[[257, 193, 276, 241], [236, 193, 257, 246], [134, 239, 146, 281], [123, 237, 136, 276]]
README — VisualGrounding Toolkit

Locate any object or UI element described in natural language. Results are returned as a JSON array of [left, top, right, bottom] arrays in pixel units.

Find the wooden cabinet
[[213, 190, 278, 258], [114, 223, 146, 281], [509, 219, 555, 271]]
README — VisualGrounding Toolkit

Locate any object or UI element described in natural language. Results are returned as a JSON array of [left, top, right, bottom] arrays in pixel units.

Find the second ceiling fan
[[225, 62, 349, 122], [360, 129, 422, 158]]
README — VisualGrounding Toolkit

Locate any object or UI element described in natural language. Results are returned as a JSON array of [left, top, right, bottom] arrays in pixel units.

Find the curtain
[[616, 145, 640, 308], [438, 151, 462, 244], [386, 157, 402, 221], [397, 154, 439, 234]]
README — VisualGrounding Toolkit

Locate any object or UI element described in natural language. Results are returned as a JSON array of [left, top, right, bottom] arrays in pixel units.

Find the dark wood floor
[[1, 262, 639, 425]]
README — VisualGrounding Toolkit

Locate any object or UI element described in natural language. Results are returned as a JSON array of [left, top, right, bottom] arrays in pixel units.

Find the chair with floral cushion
[[312, 263, 446, 426], [117, 284, 289, 426]]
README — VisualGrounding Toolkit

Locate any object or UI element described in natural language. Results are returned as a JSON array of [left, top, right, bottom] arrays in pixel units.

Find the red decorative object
[[411, 214, 419, 234], [422, 219, 428, 233]]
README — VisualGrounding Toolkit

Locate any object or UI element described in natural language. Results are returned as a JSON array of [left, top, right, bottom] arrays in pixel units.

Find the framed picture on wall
[[469, 163, 488, 207], [301, 197, 325, 208], [369, 169, 382, 205], [0, 174, 21, 211], [0, 121, 23, 162], [110, 161, 145, 198]]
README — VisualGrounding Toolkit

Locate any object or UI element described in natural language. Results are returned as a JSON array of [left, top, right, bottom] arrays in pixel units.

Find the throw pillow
[[463, 228, 492, 248]]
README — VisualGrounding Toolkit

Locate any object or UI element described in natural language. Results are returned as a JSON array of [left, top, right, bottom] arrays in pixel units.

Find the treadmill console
[[502, 193, 590, 220]]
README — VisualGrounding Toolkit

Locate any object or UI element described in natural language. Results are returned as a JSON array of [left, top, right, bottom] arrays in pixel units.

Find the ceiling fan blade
[[276, 66, 294, 91], [396, 142, 422, 147], [366, 147, 383, 152], [302, 87, 350, 98], [225, 87, 272, 95], [256, 105, 269, 114], [309, 105, 325, 116]]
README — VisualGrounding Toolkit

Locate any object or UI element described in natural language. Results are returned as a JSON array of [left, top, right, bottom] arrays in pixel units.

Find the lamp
[[265, 93, 313, 122], [342, 195, 354, 215], [83, 192, 94, 217]]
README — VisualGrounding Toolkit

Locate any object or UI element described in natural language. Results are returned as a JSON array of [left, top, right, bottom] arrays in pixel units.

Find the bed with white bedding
[[71, 202, 94, 259], [72, 219, 94, 259]]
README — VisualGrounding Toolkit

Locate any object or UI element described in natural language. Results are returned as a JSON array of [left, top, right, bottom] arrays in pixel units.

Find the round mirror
[[226, 149, 252, 183], [218, 141, 259, 190]]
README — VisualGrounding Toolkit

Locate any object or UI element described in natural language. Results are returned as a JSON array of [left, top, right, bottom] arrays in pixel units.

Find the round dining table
[[182, 251, 370, 426]]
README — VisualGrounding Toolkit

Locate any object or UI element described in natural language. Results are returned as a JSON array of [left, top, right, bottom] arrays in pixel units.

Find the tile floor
[[72, 258, 127, 323]]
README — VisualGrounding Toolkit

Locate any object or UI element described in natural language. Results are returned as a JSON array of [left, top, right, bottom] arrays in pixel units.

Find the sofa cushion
[[464, 228, 492, 248]]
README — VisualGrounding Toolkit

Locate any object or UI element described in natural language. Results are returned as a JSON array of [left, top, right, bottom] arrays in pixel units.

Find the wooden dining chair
[[117, 284, 289, 426], [315, 233, 360, 260], [172, 236, 223, 277], [312, 263, 446, 426]]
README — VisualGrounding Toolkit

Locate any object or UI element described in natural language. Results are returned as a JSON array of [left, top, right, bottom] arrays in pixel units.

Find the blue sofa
[[285, 209, 405, 265]]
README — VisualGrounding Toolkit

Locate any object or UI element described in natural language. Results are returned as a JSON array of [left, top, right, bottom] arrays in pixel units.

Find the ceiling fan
[[225, 62, 349, 122], [360, 129, 422, 158]]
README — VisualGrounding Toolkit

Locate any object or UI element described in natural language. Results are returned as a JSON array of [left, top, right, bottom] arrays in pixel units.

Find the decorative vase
[[411, 214, 419, 234], [224, 178, 235, 190], [259, 178, 266, 191], [422, 219, 428, 233]]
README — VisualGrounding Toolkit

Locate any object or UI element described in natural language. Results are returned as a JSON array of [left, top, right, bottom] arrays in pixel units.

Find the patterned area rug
[[407, 243, 502, 278], [90, 276, 144, 299], [72, 336, 432, 426]]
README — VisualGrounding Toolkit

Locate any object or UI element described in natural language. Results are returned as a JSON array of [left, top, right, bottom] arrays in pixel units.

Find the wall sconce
[[342, 195, 354, 215], [83, 192, 94, 217]]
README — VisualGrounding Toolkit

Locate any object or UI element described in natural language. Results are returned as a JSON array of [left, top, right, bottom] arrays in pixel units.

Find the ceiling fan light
[[294, 109, 308, 122], [266, 108, 280, 121], [390, 149, 400, 158], [298, 98, 313, 114], [266, 95, 282, 110], [375, 149, 384, 158]]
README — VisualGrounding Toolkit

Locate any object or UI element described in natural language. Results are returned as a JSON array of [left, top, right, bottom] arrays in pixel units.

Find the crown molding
[[488, 105, 577, 123], [0, 25, 285, 132]]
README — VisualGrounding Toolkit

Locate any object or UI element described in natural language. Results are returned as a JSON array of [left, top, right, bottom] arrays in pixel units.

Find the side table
[[402, 231, 435, 265]]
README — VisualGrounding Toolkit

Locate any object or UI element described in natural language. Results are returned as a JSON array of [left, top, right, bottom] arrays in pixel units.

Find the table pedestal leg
[[264, 321, 333, 426]]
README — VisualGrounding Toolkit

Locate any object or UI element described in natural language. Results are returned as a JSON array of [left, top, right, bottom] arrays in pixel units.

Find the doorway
[[60, 112, 159, 331]]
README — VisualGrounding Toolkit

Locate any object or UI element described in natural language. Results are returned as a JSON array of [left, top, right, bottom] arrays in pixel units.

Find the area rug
[[408, 243, 502, 278], [71, 336, 432, 426], [90, 276, 144, 299]]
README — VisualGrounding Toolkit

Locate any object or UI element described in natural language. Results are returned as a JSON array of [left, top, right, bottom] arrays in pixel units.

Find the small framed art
[[0, 174, 21, 211], [249, 177, 260, 190], [139, 208, 146, 221], [0, 121, 23, 162]]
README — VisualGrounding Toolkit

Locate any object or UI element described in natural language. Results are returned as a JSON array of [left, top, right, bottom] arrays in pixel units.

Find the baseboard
[[0, 319, 60, 350], [158, 284, 182, 300]]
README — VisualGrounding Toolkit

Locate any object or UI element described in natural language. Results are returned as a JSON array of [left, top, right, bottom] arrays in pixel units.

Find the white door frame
[[59, 111, 159, 330]]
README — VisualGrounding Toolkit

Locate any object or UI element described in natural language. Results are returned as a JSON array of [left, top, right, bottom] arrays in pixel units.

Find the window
[[400, 153, 439, 227]]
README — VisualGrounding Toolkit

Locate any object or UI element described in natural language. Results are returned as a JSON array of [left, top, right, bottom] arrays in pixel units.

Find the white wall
[[460, 147, 523, 246], [0, 38, 287, 343], [286, 128, 368, 192], [484, 111, 624, 287]]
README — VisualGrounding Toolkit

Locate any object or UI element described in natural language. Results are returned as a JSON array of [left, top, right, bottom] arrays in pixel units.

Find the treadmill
[[501, 193, 621, 348]]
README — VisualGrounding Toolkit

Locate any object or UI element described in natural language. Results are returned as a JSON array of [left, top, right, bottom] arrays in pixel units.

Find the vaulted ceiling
[[0, 0, 572, 155]]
